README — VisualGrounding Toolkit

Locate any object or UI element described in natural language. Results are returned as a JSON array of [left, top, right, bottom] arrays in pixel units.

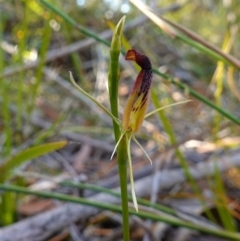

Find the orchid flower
[[69, 49, 190, 212]]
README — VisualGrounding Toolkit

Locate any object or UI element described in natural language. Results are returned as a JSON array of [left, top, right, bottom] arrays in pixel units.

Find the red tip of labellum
[[125, 49, 152, 70], [125, 49, 137, 61]]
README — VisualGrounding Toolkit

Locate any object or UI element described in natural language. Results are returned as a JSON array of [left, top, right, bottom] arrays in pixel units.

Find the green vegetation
[[1, 1, 240, 240]]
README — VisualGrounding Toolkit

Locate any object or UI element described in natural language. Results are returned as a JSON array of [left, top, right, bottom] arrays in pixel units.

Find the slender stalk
[[107, 16, 130, 241], [108, 17, 124, 139], [117, 135, 130, 241]]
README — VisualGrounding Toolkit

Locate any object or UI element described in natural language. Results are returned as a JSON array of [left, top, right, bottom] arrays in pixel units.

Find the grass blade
[[129, 0, 240, 70], [0, 141, 68, 182], [1, 184, 240, 240]]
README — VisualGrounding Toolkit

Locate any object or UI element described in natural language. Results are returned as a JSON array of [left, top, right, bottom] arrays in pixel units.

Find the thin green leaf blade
[[0, 141, 68, 181]]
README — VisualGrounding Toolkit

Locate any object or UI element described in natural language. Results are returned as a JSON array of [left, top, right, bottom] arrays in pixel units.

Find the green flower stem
[[1, 184, 240, 240], [39, 1, 240, 126], [108, 17, 125, 139], [108, 16, 130, 241], [117, 135, 130, 241]]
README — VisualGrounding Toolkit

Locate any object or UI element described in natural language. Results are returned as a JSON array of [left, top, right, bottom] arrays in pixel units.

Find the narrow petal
[[126, 133, 138, 212]]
